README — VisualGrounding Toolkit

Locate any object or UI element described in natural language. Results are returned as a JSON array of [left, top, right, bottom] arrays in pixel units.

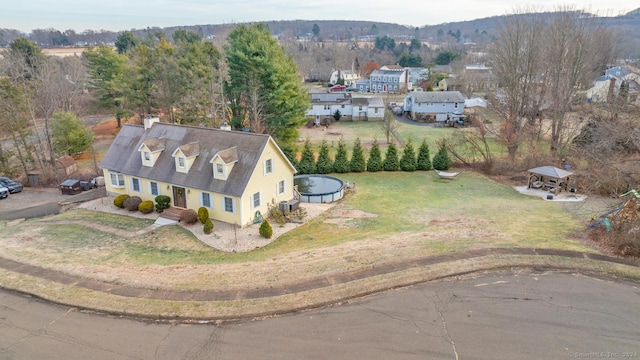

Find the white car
[[0, 186, 8, 199]]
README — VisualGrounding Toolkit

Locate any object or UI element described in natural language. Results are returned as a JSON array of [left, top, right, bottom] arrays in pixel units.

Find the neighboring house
[[329, 70, 360, 86], [305, 92, 384, 121], [463, 64, 497, 93], [403, 90, 466, 123], [406, 67, 429, 87], [306, 93, 353, 123], [585, 65, 640, 105], [605, 66, 631, 78], [351, 97, 384, 121], [354, 78, 371, 92], [369, 68, 409, 94], [100, 117, 297, 227]]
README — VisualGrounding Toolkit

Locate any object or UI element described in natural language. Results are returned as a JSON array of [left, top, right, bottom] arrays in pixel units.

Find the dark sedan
[[0, 177, 23, 194]]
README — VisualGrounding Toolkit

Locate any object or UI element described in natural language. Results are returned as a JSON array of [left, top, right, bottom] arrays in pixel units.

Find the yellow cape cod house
[[100, 117, 298, 227]]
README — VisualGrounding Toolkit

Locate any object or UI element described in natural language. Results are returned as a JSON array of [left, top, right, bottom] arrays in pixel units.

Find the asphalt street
[[1, 270, 638, 360], [0, 187, 105, 220]]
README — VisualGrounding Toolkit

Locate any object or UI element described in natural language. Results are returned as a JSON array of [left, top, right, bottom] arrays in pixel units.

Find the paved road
[[1, 270, 638, 360], [0, 187, 105, 220]]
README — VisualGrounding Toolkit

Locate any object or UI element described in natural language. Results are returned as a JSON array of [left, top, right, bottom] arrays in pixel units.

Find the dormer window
[[172, 142, 199, 174], [210, 146, 238, 181], [138, 138, 165, 167]]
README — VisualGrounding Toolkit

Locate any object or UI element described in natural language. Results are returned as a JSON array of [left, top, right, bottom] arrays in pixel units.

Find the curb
[[0, 248, 638, 321]]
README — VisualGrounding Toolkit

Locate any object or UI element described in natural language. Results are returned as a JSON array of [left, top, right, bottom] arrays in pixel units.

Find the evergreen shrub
[[113, 194, 130, 208]]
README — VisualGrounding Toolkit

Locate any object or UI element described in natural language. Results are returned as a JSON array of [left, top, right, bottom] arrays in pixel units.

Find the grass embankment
[[0, 171, 597, 271]]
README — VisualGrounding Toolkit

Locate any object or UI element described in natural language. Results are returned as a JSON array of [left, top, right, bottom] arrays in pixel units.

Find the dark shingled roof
[[215, 147, 238, 164], [409, 91, 465, 103], [141, 138, 166, 152], [100, 123, 283, 198], [528, 166, 573, 179], [175, 142, 200, 158]]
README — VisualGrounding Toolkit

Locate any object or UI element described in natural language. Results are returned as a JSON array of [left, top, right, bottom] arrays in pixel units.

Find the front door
[[173, 186, 187, 208]]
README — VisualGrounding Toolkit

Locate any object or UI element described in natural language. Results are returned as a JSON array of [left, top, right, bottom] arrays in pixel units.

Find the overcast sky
[[3, 0, 636, 33]]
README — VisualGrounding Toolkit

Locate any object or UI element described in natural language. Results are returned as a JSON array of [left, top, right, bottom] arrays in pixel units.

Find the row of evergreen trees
[[295, 138, 452, 175]]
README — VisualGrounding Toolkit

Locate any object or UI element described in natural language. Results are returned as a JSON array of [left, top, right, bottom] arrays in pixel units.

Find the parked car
[[0, 177, 23, 194], [0, 186, 8, 199], [329, 84, 346, 92]]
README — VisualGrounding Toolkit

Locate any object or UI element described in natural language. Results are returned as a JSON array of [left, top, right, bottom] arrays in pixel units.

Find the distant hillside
[[1, 8, 638, 58]]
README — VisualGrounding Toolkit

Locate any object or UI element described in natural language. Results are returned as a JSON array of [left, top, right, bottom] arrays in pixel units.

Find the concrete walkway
[[0, 248, 637, 302]]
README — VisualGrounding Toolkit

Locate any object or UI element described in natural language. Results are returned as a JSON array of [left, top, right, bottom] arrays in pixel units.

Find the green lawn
[[0, 171, 598, 269], [270, 171, 590, 254]]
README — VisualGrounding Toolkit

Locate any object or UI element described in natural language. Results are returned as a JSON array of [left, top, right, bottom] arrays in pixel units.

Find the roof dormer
[[171, 142, 199, 174], [210, 147, 238, 181], [138, 138, 166, 167]]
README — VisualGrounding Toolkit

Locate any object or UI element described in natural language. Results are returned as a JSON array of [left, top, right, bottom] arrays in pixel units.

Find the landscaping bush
[[259, 220, 273, 239], [180, 209, 198, 224], [113, 194, 130, 208], [268, 203, 287, 225], [366, 140, 383, 172], [138, 200, 154, 214], [350, 137, 366, 172], [333, 138, 350, 173], [198, 206, 210, 224], [155, 195, 171, 213], [203, 218, 214, 234], [399, 139, 417, 172], [432, 141, 452, 170], [416, 139, 432, 171], [383, 142, 400, 171], [297, 139, 316, 174], [123, 196, 142, 211], [315, 140, 333, 174]]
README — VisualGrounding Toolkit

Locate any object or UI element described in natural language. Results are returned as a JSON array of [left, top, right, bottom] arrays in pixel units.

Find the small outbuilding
[[527, 166, 574, 194]]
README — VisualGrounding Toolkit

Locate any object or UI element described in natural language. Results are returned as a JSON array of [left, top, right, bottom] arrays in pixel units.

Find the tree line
[[0, 24, 309, 180], [295, 137, 452, 175]]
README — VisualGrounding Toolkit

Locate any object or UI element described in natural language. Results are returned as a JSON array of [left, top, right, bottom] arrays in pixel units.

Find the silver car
[[0, 186, 8, 199]]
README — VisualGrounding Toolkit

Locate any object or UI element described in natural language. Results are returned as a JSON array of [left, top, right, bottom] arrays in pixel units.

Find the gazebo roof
[[528, 166, 573, 179]]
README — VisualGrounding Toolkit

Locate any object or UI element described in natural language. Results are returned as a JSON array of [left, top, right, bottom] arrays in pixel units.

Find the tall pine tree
[[315, 140, 333, 174], [366, 139, 383, 172], [297, 139, 316, 174], [224, 24, 309, 148], [416, 139, 432, 170], [432, 141, 452, 170], [399, 139, 417, 171], [350, 137, 366, 172], [383, 142, 400, 171], [333, 138, 350, 173]]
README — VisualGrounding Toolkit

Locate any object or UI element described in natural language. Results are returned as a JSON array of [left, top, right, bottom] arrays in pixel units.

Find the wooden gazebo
[[527, 166, 573, 194]]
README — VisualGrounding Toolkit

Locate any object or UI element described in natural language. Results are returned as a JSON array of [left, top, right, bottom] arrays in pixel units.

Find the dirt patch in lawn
[[324, 209, 378, 225]]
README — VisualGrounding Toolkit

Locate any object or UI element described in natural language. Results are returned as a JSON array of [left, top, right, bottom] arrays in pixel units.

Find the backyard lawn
[[0, 170, 600, 292]]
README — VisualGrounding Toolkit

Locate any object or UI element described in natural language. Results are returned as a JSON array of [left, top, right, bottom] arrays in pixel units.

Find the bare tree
[[0, 78, 34, 176], [490, 10, 545, 160], [447, 116, 494, 171], [382, 109, 399, 145], [32, 57, 81, 166], [542, 7, 619, 152], [208, 56, 231, 128]]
